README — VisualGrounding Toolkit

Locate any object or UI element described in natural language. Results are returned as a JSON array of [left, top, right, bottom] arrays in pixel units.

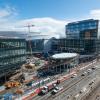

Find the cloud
[[0, 6, 67, 38], [0, 5, 17, 18], [90, 9, 100, 19], [0, 7, 100, 39], [0, 9, 10, 18], [0, 6, 18, 30], [13, 17, 67, 39]]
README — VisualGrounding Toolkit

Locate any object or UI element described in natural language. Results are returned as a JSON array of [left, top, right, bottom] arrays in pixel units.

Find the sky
[[0, 0, 100, 38]]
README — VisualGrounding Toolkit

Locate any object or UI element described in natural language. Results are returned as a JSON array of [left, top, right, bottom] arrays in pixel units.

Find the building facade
[[26, 38, 57, 56], [52, 19, 100, 57], [52, 39, 100, 55], [48, 53, 79, 73], [66, 19, 99, 39], [26, 39, 44, 55], [0, 38, 26, 78]]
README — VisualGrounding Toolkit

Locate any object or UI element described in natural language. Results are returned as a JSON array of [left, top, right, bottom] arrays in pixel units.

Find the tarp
[[3, 93, 12, 100]]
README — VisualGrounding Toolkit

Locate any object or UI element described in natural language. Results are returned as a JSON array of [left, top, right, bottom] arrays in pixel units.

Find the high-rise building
[[0, 38, 26, 78], [52, 19, 100, 57], [66, 19, 99, 39]]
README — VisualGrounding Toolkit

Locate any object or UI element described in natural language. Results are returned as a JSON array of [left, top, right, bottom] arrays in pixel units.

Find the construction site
[[0, 19, 100, 100]]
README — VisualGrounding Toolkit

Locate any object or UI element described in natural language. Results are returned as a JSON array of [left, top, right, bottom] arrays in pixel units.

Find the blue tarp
[[3, 93, 12, 100]]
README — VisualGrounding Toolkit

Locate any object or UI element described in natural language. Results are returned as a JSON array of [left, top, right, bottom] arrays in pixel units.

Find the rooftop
[[51, 53, 78, 59]]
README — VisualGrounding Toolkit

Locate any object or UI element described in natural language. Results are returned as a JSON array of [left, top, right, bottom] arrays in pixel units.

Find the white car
[[51, 86, 63, 95], [71, 74, 77, 78], [79, 87, 87, 94], [41, 86, 48, 94], [87, 69, 92, 73], [81, 72, 87, 76]]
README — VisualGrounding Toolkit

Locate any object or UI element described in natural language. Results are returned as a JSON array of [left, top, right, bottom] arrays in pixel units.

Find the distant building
[[0, 38, 26, 78], [43, 37, 57, 53], [26, 37, 57, 56]]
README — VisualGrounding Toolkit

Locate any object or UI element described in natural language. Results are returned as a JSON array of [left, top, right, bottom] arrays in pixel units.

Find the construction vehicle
[[5, 81, 21, 89]]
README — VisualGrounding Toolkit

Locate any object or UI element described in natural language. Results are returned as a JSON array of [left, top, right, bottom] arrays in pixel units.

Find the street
[[32, 61, 100, 100]]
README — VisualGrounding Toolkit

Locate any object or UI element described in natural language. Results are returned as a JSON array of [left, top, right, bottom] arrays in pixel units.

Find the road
[[85, 84, 100, 100], [50, 62, 100, 100], [82, 64, 100, 100], [32, 61, 100, 100], [48, 68, 99, 100]]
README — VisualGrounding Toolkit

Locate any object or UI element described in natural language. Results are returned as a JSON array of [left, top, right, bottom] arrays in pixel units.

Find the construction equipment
[[5, 81, 21, 89], [25, 63, 35, 69]]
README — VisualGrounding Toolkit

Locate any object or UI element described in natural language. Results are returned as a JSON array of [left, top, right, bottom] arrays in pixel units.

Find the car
[[73, 94, 79, 100], [81, 72, 87, 76], [51, 86, 63, 95], [89, 80, 95, 86], [79, 87, 87, 94], [91, 67, 95, 70], [40, 86, 48, 95], [87, 69, 92, 73], [71, 74, 77, 78], [67, 95, 71, 99]]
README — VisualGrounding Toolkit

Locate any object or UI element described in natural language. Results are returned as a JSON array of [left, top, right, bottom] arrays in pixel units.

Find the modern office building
[[51, 19, 100, 60], [66, 19, 99, 39], [26, 39, 44, 54], [26, 37, 57, 56], [52, 38, 100, 55], [0, 38, 26, 78]]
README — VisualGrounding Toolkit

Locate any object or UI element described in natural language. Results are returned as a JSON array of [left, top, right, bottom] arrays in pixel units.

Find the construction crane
[[24, 24, 35, 56], [24, 24, 41, 56]]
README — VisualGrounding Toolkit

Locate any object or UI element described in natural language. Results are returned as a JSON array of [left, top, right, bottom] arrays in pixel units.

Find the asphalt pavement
[[51, 64, 100, 100], [33, 62, 100, 100]]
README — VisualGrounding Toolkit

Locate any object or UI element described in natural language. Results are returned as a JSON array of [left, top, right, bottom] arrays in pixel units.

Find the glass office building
[[0, 38, 26, 78], [66, 19, 99, 39], [26, 39, 44, 54], [53, 39, 100, 55], [52, 19, 100, 56]]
